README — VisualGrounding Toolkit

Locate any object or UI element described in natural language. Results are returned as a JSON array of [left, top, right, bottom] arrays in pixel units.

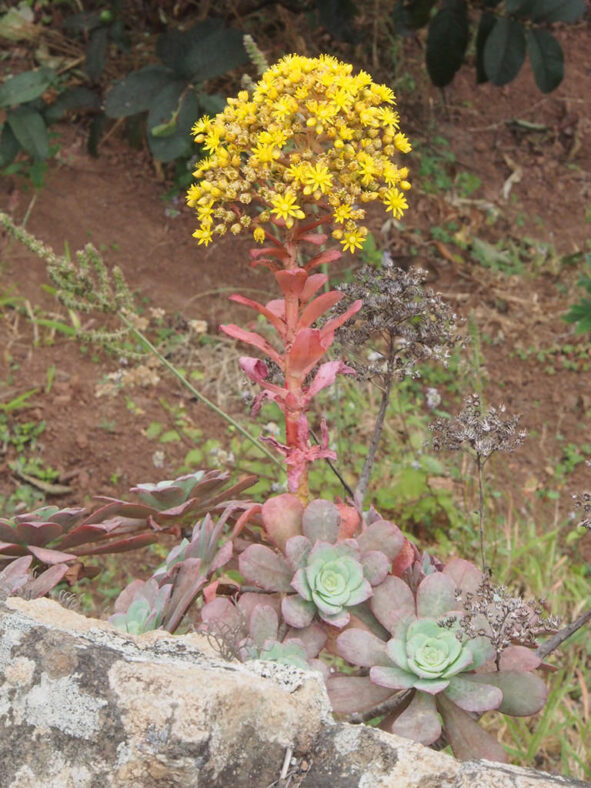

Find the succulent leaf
[[444, 674, 502, 713], [239, 544, 293, 592], [281, 593, 316, 628], [261, 493, 303, 551], [301, 499, 340, 543], [327, 675, 396, 714], [464, 671, 548, 716], [357, 519, 404, 560], [437, 692, 508, 762], [336, 628, 390, 667], [416, 571, 457, 618], [386, 690, 441, 745], [371, 575, 415, 633]]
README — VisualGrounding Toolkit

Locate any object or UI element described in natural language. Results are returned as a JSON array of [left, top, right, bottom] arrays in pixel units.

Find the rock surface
[[0, 598, 588, 788]]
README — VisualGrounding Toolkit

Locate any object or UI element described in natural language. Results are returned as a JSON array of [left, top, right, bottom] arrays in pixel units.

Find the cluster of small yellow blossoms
[[186, 53, 411, 253]]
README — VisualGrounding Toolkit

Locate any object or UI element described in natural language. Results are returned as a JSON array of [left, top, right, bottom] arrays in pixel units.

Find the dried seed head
[[333, 255, 460, 381], [430, 393, 526, 461]]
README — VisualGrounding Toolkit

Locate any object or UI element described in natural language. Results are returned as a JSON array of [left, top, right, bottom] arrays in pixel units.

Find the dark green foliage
[[564, 256, 591, 335], [104, 19, 247, 163], [483, 18, 526, 86], [526, 28, 564, 93], [393, 0, 438, 34], [425, 0, 469, 88]]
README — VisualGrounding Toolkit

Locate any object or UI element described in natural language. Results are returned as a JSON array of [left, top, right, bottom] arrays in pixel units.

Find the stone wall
[[0, 598, 588, 787]]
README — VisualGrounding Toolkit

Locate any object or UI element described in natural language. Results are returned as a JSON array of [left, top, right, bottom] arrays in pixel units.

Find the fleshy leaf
[[302, 499, 340, 543], [285, 535, 312, 570], [336, 628, 389, 667], [443, 557, 483, 594], [238, 545, 293, 592], [27, 545, 77, 564], [281, 593, 315, 628], [357, 520, 404, 561], [437, 692, 508, 762], [327, 675, 396, 714], [416, 572, 457, 618], [371, 575, 415, 633], [285, 622, 327, 658], [499, 645, 541, 672], [444, 674, 502, 713], [360, 550, 389, 586], [465, 671, 548, 716], [370, 665, 416, 690], [387, 691, 441, 745], [26, 563, 69, 597], [262, 494, 303, 551], [249, 604, 279, 649], [297, 291, 343, 329]]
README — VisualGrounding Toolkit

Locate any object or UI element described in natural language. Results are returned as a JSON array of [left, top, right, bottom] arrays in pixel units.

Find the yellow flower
[[341, 227, 366, 253], [383, 188, 408, 219], [333, 203, 354, 224], [253, 226, 265, 243], [193, 227, 213, 246], [394, 132, 412, 153], [270, 191, 305, 227], [187, 53, 411, 248], [302, 163, 333, 194]]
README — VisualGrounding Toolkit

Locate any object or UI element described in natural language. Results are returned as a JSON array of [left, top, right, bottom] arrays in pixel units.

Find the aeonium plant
[[99, 51, 558, 765]]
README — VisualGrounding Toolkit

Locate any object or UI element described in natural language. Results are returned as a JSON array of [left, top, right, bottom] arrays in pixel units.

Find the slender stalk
[[536, 607, 591, 660], [348, 689, 412, 724], [476, 453, 487, 572], [355, 334, 396, 508], [119, 315, 284, 472]]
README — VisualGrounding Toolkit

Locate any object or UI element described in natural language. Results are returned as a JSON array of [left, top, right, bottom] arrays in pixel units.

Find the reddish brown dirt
[[1, 22, 590, 581]]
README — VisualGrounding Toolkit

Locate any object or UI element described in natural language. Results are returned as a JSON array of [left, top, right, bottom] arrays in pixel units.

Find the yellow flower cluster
[[187, 54, 411, 252]]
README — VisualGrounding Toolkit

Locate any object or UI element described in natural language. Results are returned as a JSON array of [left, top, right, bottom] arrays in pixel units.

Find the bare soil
[[1, 22, 590, 592]]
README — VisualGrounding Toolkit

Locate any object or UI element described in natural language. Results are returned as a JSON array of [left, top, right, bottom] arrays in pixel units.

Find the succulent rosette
[[200, 591, 328, 674], [238, 494, 406, 629], [328, 558, 548, 762]]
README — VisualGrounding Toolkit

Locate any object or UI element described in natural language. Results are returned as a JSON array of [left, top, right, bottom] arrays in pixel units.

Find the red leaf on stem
[[298, 291, 343, 330], [275, 268, 308, 298], [229, 294, 286, 338], [320, 299, 362, 338], [305, 249, 343, 271], [221, 324, 283, 366]]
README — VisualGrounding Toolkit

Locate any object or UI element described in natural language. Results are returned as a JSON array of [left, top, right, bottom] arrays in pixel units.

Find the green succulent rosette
[[286, 542, 373, 627]]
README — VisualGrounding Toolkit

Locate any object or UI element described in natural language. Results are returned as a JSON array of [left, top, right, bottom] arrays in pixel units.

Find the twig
[[348, 689, 412, 724], [536, 607, 591, 660], [280, 747, 292, 780], [310, 428, 354, 499], [355, 334, 395, 507], [120, 316, 285, 473], [476, 453, 487, 572]]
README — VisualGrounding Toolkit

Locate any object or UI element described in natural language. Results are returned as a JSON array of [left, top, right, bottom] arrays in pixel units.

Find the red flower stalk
[[221, 219, 361, 499]]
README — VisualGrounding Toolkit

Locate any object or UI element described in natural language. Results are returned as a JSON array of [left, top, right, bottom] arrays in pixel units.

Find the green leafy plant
[[564, 253, 591, 334], [103, 18, 248, 164]]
